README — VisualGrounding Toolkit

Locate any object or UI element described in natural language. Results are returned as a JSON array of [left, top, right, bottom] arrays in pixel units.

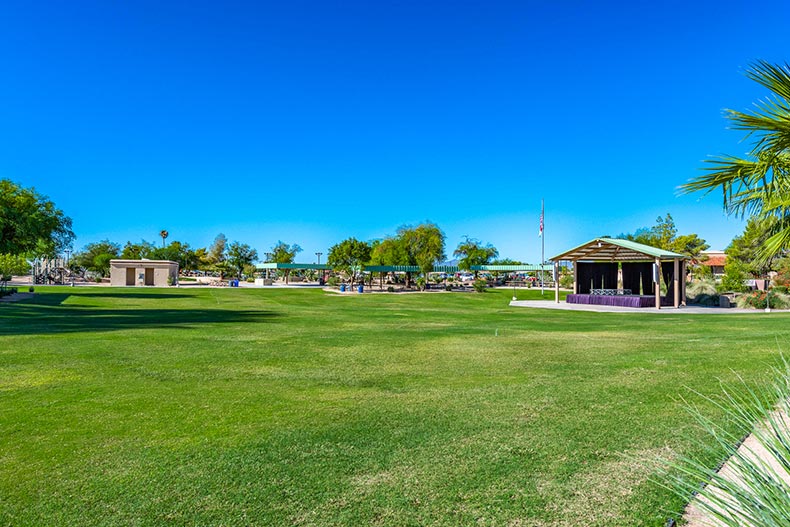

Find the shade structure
[[551, 238, 686, 262], [550, 238, 688, 309]]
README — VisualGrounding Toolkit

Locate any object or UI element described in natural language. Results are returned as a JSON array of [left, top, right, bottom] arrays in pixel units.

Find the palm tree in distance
[[681, 61, 790, 264], [160, 230, 169, 248]]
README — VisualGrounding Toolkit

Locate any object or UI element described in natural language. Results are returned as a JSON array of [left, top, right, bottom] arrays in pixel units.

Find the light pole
[[316, 252, 324, 284], [315, 252, 322, 265]]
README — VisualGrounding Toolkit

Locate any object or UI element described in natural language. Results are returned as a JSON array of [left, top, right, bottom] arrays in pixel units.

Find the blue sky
[[2, 1, 788, 263]]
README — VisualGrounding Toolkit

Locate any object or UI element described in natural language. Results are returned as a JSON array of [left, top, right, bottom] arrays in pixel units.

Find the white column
[[673, 258, 680, 308]]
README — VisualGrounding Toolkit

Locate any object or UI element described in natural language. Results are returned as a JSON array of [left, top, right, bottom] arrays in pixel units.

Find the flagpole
[[541, 199, 545, 295]]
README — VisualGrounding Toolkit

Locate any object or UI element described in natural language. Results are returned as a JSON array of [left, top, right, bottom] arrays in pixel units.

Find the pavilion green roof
[[550, 237, 687, 262]]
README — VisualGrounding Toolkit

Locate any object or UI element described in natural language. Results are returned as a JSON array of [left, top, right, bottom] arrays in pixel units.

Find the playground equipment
[[32, 257, 78, 285]]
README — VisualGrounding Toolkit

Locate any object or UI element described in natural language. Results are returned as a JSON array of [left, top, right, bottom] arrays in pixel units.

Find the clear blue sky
[[2, 1, 788, 263]]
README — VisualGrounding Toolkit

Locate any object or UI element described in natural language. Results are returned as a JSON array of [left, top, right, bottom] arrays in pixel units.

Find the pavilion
[[550, 238, 687, 309]]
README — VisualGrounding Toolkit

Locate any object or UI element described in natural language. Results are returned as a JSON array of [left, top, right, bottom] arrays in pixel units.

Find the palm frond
[[745, 61, 790, 101]]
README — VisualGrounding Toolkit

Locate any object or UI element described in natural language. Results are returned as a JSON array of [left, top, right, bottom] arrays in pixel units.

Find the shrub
[[326, 276, 340, 287], [736, 291, 790, 309], [691, 293, 720, 307], [387, 286, 395, 293], [416, 277, 426, 291], [559, 274, 573, 289], [472, 279, 487, 293], [687, 278, 718, 297], [445, 284, 452, 291], [688, 278, 720, 305]]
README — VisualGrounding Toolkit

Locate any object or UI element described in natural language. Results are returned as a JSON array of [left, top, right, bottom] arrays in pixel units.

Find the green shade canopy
[[257, 263, 553, 273], [550, 238, 687, 262]]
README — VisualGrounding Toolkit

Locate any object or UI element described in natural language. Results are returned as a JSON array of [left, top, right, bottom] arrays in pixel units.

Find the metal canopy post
[[673, 258, 680, 308], [554, 261, 560, 303]]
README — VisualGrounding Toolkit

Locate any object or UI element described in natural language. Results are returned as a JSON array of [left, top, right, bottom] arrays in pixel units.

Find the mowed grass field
[[1, 287, 787, 526]]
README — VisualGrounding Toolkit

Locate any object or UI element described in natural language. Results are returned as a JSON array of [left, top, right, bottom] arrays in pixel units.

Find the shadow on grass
[[0, 298, 279, 335]]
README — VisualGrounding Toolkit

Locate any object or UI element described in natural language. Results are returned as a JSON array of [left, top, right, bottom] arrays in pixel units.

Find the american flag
[[539, 208, 544, 237]]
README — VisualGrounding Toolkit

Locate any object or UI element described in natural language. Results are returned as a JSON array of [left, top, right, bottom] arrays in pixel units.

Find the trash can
[[340, 284, 346, 292], [357, 284, 364, 293]]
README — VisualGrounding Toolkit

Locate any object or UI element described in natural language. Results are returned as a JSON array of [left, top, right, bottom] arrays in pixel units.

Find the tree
[[453, 237, 499, 278], [369, 237, 407, 286], [73, 240, 121, 277], [720, 260, 750, 293], [726, 217, 782, 277], [620, 213, 709, 261], [0, 253, 29, 281], [207, 233, 228, 277], [208, 234, 227, 264], [0, 179, 74, 256], [328, 238, 371, 287], [121, 240, 156, 260], [159, 230, 169, 248], [397, 222, 446, 287], [270, 241, 302, 284], [681, 61, 790, 264], [226, 242, 258, 279]]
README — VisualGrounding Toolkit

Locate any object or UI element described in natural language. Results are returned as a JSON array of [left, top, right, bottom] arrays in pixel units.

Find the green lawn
[[0, 287, 786, 526]]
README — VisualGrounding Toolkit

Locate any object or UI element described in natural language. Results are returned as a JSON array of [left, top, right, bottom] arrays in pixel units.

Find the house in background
[[700, 250, 726, 278], [109, 259, 178, 287]]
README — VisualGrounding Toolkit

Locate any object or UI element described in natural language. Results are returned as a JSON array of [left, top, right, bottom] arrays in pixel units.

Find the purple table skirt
[[567, 294, 670, 308]]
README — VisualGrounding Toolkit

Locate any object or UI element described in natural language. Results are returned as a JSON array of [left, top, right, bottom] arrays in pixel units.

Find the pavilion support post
[[554, 261, 560, 303], [572, 260, 578, 294], [673, 258, 680, 308], [655, 257, 661, 309], [681, 259, 687, 306]]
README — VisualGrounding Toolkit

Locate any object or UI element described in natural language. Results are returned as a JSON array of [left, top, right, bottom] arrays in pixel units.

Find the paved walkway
[[509, 300, 784, 314]]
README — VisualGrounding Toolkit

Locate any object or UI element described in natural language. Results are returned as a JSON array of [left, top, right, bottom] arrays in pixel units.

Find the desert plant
[[326, 276, 340, 287], [688, 277, 718, 297], [659, 362, 790, 527], [472, 279, 487, 293], [386, 286, 395, 293], [416, 276, 426, 291]]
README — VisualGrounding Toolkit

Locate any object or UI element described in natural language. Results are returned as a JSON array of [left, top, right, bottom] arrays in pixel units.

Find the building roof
[[550, 238, 687, 261], [702, 254, 727, 267], [110, 259, 178, 265]]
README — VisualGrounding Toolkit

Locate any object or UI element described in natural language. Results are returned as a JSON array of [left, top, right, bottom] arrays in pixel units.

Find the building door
[[126, 268, 135, 286], [144, 268, 154, 286]]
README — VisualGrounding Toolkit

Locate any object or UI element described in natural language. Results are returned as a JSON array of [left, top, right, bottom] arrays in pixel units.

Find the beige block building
[[109, 259, 179, 287]]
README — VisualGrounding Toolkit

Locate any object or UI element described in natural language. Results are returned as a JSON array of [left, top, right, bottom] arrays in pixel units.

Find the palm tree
[[159, 230, 169, 248], [681, 61, 790, 263]]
